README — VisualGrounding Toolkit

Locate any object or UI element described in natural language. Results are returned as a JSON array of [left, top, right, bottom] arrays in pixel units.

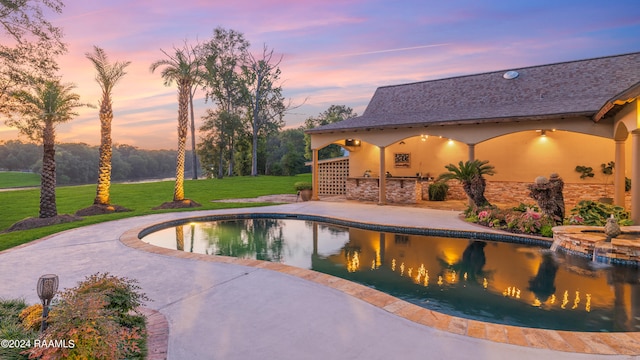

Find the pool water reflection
[[141, 218, 640, 332]]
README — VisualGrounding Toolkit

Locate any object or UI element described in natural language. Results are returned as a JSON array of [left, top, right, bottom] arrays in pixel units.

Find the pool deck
[[2, 200, 640, 359]]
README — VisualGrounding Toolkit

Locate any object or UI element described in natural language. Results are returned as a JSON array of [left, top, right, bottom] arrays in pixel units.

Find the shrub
[[29, 291, 142, 360], [0, 321, 35, 360], [0, 298, 35, 360], [428, 181, 448, 201], [540, 224, 554, 238], [293, 181, 312, 191], [473, 206, 505, 228], [74, 273, 149, 321], [512, 203, 540, 213], [506, 207, 555, 235], [570, 200, 632, 226], [27, 273, 149, 360], [18, 304, 42, 332], [0, 298, 27, 320]]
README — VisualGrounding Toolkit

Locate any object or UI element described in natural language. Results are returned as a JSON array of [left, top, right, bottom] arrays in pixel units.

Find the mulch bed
[[4, 214, 83, 232], [152, 199, 202, 210], [75, 204, 131, 216]]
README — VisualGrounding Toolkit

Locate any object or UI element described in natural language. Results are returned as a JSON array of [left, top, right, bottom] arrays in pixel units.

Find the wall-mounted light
[[536, 129, 556, 137], [420, 134, 428, 142], [345, 138, 361, 147]]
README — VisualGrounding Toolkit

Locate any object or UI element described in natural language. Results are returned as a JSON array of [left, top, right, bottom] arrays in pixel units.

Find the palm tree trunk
[[469, 175, 490, 208], [176, 225, 184, 251], [40, 120, 57, 218], [174, 81, 190, 201], [94, 99, 113, 205], [189, 89, 198, 180]]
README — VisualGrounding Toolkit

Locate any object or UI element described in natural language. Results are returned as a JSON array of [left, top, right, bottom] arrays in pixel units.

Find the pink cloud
[[1, 0, 638, 150]]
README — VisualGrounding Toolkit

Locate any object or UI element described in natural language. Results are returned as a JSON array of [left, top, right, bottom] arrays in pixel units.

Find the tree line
[[0, 103, 359, 185], [0, 140, 198, 185]]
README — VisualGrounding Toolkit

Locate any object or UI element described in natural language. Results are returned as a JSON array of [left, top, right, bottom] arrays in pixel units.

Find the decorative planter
[[299, 189, 312, 201]]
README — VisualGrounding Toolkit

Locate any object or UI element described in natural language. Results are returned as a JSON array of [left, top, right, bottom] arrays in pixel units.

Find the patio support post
[[632, 130, 640, 224], [468, 144, 475, 161], [614, 139, 626, 207], [379, 146, 386, 205], [312, 148, 319, 200]]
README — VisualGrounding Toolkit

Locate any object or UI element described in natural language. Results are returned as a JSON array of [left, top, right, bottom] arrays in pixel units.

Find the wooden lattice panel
[[318, 157, 349, 195]]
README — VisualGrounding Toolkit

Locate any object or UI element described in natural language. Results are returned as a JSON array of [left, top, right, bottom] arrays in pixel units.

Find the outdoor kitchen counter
[[346, 177, 421, 204]]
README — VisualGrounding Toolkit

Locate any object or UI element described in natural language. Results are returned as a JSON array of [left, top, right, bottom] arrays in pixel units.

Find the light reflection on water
[[141, 218, 640, 332]]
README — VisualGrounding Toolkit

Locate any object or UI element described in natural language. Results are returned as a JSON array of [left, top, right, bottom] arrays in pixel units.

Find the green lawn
[[0, 174, 312, 251], [0, 171, 40, 188]]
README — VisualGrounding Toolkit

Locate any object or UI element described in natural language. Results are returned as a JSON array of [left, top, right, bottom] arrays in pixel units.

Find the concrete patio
[[1, 201, 639, 359]]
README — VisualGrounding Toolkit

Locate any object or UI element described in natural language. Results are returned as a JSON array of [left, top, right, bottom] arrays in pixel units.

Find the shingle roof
[[308, 52, 640, 133]]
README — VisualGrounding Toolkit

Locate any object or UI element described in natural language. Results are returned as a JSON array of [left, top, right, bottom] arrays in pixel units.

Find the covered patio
[[306, 52, 640, 223]]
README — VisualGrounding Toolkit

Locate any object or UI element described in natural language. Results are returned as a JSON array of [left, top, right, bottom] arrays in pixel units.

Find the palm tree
[[438, 159, 496, 208], [10, 80, 85, 218], [85, 46, 130, 207], [150, 45, 202, 207]]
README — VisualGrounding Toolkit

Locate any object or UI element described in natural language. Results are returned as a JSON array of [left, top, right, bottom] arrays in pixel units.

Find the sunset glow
[[2, 0, 639, 149]]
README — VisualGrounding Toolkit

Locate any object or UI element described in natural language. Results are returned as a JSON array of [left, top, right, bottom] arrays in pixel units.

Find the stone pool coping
[[552, 225, 640, 266], [121, 213, 640, 356]]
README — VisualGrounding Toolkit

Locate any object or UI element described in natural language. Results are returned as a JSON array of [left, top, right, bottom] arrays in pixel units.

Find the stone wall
[[443, 180, 631, 210], [348, 177, 632, 210], [385, 179, 420, 204], [346, 178, 420, 204], [346, 178, 379, 202]]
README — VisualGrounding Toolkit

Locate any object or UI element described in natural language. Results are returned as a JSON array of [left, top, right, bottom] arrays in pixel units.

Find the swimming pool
[[140, 214, 640, 332]]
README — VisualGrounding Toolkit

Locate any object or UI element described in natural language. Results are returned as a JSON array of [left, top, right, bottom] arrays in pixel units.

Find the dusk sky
[[2, 0, 640, 149]]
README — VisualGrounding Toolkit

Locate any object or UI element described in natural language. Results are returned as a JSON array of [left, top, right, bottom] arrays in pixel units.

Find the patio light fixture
[[37, 274, 59, 332], [345, 138, 361, 147], [536, 129, 556, 137]]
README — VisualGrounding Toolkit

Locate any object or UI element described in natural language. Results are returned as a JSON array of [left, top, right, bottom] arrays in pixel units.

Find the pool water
[[141, 218, 640, 332]]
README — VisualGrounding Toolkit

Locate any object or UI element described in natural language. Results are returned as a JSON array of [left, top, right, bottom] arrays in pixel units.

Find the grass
[[0, 171, 40, 188], [0, 174, 312, 251]]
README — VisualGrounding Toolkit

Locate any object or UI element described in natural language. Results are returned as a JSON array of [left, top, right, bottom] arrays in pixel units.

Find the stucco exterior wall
[[348, 136, 467, 179], [476, 130, 628, 183], [349, 130, 631, 184]]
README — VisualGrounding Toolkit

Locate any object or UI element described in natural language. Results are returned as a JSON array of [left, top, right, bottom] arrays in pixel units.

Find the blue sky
[[1, 0, 639, 149]]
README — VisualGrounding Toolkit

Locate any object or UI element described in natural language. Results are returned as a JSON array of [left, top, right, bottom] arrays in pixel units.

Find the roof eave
[[305, 112, 596, 134], [593, 81, 640, 122]]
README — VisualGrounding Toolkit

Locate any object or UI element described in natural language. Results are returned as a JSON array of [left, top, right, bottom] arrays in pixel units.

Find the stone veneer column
[[312, 148, 319, 200], [614, 140, 626, 207], [632, 131, 640, 224], [379, 146, 386, 205]]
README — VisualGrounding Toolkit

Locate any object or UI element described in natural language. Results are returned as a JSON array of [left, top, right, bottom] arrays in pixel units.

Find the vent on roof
[[503, 70, 519, 80]]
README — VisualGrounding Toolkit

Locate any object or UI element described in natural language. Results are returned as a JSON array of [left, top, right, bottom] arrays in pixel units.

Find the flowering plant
[[478, 210, 490, 222]]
